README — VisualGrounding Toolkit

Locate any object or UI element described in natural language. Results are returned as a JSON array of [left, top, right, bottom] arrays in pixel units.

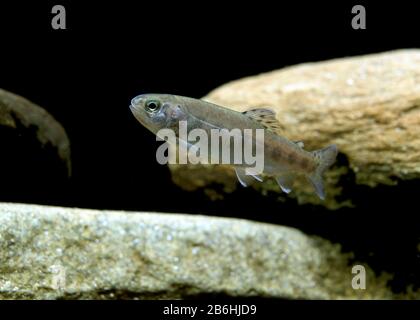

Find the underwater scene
[[1, 1, 420, 307]]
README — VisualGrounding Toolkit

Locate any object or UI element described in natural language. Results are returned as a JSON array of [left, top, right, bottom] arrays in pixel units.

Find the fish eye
[[145, 100, 161, 112]]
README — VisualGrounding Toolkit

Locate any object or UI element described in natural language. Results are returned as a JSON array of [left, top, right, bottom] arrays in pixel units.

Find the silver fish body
[[130, 94, 337, 199]]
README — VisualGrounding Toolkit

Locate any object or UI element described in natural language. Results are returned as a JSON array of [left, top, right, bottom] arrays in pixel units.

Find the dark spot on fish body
[[269, 144, 283, 160], [312, 153, 321, 167], [299, 156, 310, 170], [306, 155, 318, 173], [293, 154, 307, 171], [270, 145, 296, 167], [286, 149, 312, 172]]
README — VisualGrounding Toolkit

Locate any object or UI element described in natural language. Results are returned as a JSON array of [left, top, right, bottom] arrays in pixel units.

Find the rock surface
[[0, 88, 71, 176], [0, 89, 71, 203], [0, 203, 391, 299], [169, 50, 420, 209]]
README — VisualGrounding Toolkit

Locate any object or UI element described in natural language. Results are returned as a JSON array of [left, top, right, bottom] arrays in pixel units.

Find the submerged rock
[[169, 50, 420, 209], [0, 203, 391, 299], [0, 89, 71, 202], [0, 88, 71, 175]]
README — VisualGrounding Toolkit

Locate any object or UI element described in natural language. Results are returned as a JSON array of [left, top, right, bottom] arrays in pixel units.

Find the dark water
[[1, 1, 420, 295]]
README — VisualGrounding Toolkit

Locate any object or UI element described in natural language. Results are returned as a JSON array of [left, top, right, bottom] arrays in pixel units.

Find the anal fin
[[235, 167, 263, 187], [275, 174, 294, 193]]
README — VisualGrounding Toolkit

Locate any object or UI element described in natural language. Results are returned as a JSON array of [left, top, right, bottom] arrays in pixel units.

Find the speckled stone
[[0, 203, 392, 299], [169, 50, 420, 209]]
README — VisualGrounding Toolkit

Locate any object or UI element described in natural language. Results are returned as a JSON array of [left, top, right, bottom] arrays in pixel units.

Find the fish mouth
[[130, 95, 146, 119], [129, 103, 141, 118], [130, 95, 144, 111], [129, 103, 138, 116], [130, 99, 139, 111], [131, 96, 140, 106], [129, 98, 147, 127]]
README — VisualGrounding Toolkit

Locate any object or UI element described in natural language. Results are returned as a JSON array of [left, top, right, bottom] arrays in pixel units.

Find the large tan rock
[[0, 203, 391, 299], [169, 50, 420, 209]]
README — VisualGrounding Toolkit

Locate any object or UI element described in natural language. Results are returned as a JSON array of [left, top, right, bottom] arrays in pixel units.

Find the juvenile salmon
[[130, 94, 337, 199]]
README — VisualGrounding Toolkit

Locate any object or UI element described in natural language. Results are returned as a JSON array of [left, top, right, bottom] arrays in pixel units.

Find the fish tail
[[307, 144, 338, 200]]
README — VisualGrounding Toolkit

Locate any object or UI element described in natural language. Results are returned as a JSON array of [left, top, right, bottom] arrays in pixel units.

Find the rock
[[0, 89, 71, 201], [0, 203, 392, 299], [169, 50, 420, 209]]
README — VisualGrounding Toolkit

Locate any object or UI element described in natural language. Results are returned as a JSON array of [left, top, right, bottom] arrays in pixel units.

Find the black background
[[1, 1, 420, 294]]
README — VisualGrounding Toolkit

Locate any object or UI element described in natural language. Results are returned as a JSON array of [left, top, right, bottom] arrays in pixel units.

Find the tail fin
[[307, 144, 338, 200]]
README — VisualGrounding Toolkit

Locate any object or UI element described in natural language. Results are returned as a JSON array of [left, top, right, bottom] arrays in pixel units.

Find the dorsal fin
[[242, 108, 284, 135]]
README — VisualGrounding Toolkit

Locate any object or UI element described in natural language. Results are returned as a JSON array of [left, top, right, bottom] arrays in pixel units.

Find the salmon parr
[[130, 94, 337, 200]]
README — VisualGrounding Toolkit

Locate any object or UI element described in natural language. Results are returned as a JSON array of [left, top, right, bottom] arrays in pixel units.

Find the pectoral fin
[[235, 167, 263, 187]]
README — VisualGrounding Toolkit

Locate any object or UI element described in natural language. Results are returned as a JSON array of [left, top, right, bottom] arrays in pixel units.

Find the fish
[[130, 93, 337, 200]]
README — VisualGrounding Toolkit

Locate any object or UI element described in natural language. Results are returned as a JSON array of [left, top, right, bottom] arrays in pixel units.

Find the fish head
[[130, 94, 188, 134]]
